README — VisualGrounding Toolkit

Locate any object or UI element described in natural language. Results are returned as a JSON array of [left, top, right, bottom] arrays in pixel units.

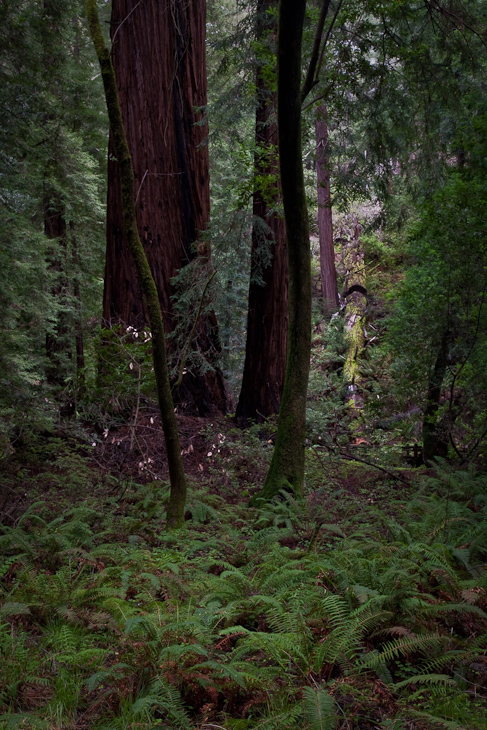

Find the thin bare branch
[[301, 0, 332, 103], [315, 0, 345, 82]]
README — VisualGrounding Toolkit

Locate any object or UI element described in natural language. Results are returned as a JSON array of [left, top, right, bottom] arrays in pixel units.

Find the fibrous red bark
[[103, 0, 226, 415], [86, 0, 188, 529]]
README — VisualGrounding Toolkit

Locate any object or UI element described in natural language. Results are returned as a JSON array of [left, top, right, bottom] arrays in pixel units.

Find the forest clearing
[[1, 1, 487, 728]]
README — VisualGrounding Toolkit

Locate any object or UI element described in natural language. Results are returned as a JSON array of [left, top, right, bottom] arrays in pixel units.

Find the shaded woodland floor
[[1, 407, 487, 730]]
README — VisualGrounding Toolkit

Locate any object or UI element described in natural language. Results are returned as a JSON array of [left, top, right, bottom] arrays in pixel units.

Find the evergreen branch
[[427, 0, 487, 49], [172, 270, 217, 391]]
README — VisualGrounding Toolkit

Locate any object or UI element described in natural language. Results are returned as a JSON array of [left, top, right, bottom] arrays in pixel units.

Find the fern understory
[[1, 439, 487, 730]]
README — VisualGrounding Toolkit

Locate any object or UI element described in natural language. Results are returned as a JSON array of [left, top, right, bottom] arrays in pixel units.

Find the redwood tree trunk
[[236, 0, 288, 425], [315, 105, 338, 313], [103, 0, 226, 415], [86, 0, 188, 529]]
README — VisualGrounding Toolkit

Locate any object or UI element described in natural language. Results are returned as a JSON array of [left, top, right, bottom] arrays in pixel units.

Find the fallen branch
[[311, 442, 410, 484]]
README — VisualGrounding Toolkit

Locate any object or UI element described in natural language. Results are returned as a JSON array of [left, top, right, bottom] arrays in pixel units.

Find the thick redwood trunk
[[236, 0, 288, 425], [315, 106, 338, 314], [103, 0, 226, 414]]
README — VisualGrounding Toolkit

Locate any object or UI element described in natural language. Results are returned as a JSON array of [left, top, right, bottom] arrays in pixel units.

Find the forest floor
[[1, 407, 487, 730]]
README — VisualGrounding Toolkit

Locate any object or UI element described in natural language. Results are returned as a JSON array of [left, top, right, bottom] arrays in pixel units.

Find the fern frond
[[406, 708, 469, 730], [191, 659, 247, 688], [417, 649, 480, 675], [157, 643, 208, 663], [0, 602, 31, 617], [301, 686, 337, 730], [148, 677, 192, 730], [393, 674, 457, 690], [359, 633, 448, 669], [0, 712, 49, 729], [321, 594, 350, 632]]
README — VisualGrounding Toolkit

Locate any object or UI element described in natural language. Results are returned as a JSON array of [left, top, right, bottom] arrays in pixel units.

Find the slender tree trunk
[[423, 332, 449, 464], [236, 0, 288, 425], [252, 0, 311, 503], [315, 105, 339, 314], [86, 0, 187, 529], [42, 1, 74, 402], [103, 0, 226, 416], [44, 197, 73, 398], [69, 222, 85, 394]]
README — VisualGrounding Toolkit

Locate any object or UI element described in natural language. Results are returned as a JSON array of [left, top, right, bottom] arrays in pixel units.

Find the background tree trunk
[[44, 198, 72, 392], [315, 105, 339, 314], [422, 332, 449, 464], [236, 0, 288, 426], [253, 0, 311, 503], [103, 0, 226, 415]]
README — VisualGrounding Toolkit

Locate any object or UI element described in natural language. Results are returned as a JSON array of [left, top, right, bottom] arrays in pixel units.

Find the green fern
[[359, 633, 449, 669], [300, 686, 337, 730], [392, 674, 457, 690]]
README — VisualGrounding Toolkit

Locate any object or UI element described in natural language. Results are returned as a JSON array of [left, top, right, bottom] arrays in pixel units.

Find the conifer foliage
[[0, 0, 106, 447]]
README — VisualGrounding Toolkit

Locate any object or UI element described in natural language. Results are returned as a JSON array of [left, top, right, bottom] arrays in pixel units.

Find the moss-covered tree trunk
[[85, 0, 187, 529], [236, 0, 288, 426], [315, 105, 339, 315], [252, 0, 311, 502], [343, 217, 367, 409]]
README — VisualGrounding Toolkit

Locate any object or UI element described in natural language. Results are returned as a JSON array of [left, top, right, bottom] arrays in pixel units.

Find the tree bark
[[252, 0, 311, 502], [103, 0, 226, 416], [44, 197, 73, 398], [236, 0, 288, 426], [422, 332, 449, 464], [315, 105, 339, 314], [343, 216, 367, 409], [86, 0, 188, 529], [69, 222, 86, 395]]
